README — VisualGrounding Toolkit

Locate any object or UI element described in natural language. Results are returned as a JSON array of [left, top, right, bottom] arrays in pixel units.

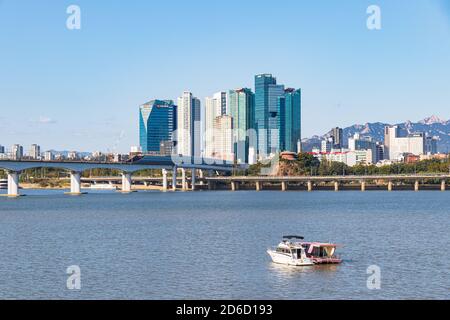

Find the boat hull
[[267, 250, 314, 266], [311, 257, 342, 265]]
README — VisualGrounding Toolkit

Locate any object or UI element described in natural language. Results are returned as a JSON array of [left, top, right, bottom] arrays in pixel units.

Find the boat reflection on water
[[268, 261, 340, 278]]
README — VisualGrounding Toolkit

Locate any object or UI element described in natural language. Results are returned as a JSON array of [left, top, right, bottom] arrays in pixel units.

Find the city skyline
[[1, 1, 450, 152]]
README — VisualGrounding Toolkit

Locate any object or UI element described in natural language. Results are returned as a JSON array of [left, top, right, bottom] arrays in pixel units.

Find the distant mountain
[[302, 116, 450, 153]]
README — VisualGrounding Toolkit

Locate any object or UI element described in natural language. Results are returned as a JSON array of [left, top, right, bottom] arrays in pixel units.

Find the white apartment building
[[67, 151, 78, 160], [213, 115, 234, 162], [30, 144, 41, 160], [44, 151, 54, 161], [384, 126, 425, 160], [204, 92, 227, 158], [177, 91, 201, 157], [312, 149, 374, 166], [12, 144, 23, 160]]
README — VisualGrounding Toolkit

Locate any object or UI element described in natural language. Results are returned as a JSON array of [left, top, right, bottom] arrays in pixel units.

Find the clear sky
[[0, 0, 449, 153]]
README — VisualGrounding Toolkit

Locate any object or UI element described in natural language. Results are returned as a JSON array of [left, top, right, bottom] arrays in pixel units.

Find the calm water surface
[[0, 189, 449, 299]]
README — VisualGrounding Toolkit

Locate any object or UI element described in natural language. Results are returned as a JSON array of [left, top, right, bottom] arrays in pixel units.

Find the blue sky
[[0, 0, 449, 152]]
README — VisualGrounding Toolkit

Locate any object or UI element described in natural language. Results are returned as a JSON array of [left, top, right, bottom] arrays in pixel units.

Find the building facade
[[12, 144, 23, 160], [331, 127, 344, 149], [279, 88, 301, 153], [177, 92, 201, 157], [213, 115, 234, 162], [139, 100, 177, 155], [229, 88, 255, 163], [425, 136, 438, 155], [30, 144, 41, 160], [384, 126, 425, 160], [348, 133, 378, 163], [254, 74, 285, 157], [204, 92, 227, 158]]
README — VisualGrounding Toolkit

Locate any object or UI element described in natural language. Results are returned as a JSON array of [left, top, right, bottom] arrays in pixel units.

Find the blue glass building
[[229, 88, 255, 163], [279, 88, 302, 153], [139, 100, 177, 155], [254, 74, 285, 156]]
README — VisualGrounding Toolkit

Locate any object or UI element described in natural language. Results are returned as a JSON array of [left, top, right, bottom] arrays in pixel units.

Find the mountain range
[[302, 116, 450, 153]]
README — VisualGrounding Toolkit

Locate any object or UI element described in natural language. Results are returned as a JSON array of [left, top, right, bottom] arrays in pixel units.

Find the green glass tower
[[279, 88, 302, 153], [229, 88, 255, 163], [254, 74, 285, 156]]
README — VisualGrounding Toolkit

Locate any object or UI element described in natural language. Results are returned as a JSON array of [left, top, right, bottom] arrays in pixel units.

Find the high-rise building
[[348, 133, 377, 163], [255, 74, 285, 157], [213, 115, 234, 162], [376, 142, 384, 163], [0, 145, 5, 154], [139, 100, 177, 155], [331, 127, 344, 149], [384, 126, 425, 160], [12, 144, 23, 160], [44, 151, 54, 161], [278, 88, 301, 153], [204, 92, 227, 158], [229, 88, 255, 163], [321, 138, 333, 153], [177, 92, 201, 157], [425, 136, 438, 155], [30, 144, 41, 160]]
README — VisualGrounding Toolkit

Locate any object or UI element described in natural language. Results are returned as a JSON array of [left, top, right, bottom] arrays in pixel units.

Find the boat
[[267, 236, 342, 266], [300, 241, 342, 264], [267, 236, 314, 266], [0, 179, 7, 190]]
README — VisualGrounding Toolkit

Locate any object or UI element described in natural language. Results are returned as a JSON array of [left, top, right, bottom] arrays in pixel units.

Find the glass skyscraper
[[255, 74, 285, 156], [279, 88, 302, 153], [139, 100, 176, 155], [229, 88, 255, 163]]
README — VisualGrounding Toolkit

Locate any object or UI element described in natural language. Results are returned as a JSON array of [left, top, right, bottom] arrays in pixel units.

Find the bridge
[[205, 175, 450, 192], [0, 156, 243, 197]]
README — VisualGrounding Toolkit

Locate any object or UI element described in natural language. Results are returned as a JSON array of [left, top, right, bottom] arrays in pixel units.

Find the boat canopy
[[283, 235, 304, 240]]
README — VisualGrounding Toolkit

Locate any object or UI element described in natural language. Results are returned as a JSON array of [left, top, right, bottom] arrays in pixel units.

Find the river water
[[0, 189, 449, 299]]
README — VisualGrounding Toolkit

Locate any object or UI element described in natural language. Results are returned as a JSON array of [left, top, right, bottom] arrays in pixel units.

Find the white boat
[[267, 236, 314, 266]]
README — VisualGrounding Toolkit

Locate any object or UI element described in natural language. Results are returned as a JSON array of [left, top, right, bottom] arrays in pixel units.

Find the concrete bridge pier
[[231, 181, 237, 192], [281, 181, 288, 192], [191, 169, 196, 191], [67, 171, 82, 195], [162, 169, 168, 192], [334, 181, 339, 192], [199, 169, 204, 185], [256, 181, 262, 192], [441, 180, 446, 192], [307, 181, 313, 192], [181, 169, 187, 191], [172, 166, 177, 191], [361, 181, 366, 192], [388, 181, 393, 192], [121, 172, 132, 193], [414, 180, 420, 192], [6, 171, 20, 197]]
